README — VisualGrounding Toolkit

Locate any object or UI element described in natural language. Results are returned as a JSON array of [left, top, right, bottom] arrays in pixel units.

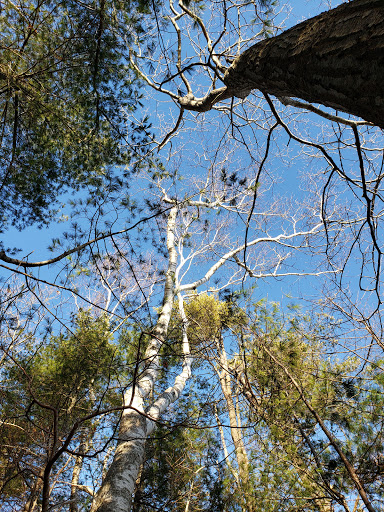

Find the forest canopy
[[0, 1, 383, 511]]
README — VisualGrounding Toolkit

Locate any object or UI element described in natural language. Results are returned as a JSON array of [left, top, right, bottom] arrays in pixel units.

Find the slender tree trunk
[[23, 469, 44, 512], [90, 207, 179, 512], [70, 452, 82, 512], [70, 432, 89, 512], [216, 338, 255, 512], [224, 0, 384, 127]]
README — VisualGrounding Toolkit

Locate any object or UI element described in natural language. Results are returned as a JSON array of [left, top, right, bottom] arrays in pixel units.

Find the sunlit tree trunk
[[224, 0, 384, 127], [216, 337, 256, 512], [90, 207, 180, 512], [23, 469, 44, 512], [70, 433, 89, 512]]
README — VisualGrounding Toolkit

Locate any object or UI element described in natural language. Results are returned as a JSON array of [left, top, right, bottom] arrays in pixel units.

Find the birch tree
[[88, 163, 325, 511], [0, 148, 327, 511], [128, 0, 384, 338]]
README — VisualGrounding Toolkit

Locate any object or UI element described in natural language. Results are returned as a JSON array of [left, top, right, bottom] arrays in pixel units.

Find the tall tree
[[132, 0, 384, 125], [224, 0, 384, 127], [90, 176, 323, 512]]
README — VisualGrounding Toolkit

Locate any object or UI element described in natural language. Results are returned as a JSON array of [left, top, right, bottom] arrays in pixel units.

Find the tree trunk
[[70, 433, 89, 512], [224, 0, 384, 127], [22, 469, 45, 512], [216, 339, 256, 512], [90, 207, 179, 512]]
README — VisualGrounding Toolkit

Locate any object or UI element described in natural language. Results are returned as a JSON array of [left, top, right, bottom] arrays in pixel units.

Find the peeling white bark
[[91, 207, 179, 512], [146, 292, 192, 435]]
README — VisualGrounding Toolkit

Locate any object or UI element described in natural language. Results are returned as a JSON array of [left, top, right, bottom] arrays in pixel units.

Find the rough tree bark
[[222, 0, 384, 127]]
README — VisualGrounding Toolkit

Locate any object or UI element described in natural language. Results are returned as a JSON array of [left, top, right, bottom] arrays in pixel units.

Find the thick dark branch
[[178, 87, 233, 111]]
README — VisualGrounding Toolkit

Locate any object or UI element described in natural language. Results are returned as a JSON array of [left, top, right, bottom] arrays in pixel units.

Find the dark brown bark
[[224, 0, 384, 127]]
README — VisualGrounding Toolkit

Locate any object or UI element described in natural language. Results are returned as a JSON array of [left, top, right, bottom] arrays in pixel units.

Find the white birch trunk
[[90, 207, 194, 512], [90, 207, 179, 512], [89, 200, 320, 511]]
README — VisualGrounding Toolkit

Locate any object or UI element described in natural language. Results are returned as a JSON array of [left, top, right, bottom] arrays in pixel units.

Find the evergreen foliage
[[0, 311, 122, 507], [0, 0, 153, 230]]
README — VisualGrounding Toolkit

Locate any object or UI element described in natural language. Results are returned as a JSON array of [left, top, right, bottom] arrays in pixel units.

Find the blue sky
[[1, 0, 340, 259], [0, 0, 370, 318]]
